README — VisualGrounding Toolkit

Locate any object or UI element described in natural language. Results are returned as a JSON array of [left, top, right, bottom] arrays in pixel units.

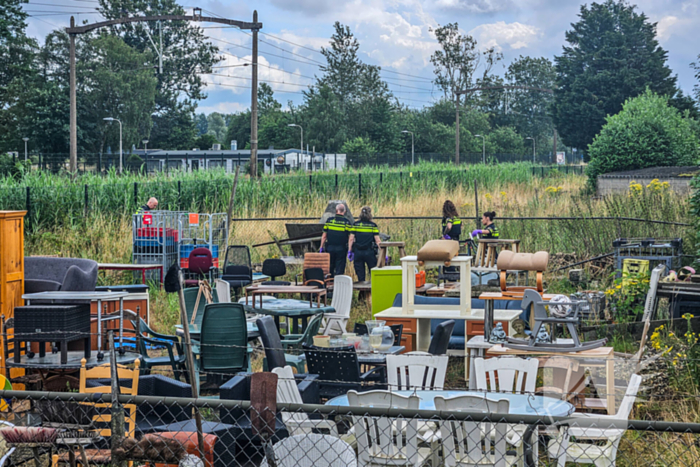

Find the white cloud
[[469, 21, 542, 52], [656, 16, 679, 41], [196, 101, 249, 114], [434, 0, 514, 13]]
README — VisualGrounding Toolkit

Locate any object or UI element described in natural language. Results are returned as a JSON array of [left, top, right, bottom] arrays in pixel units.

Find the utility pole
[[22, 138, 28, 162], [249, 10, 259, 177], [69, 16, 77, 173]]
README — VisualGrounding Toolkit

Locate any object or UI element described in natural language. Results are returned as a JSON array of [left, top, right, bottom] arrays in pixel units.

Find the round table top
[[6, 351, 140, 369], [326, 390, 575, 417]]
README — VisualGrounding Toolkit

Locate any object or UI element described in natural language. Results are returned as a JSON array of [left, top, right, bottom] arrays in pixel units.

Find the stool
[[475, 239, 520, 268], [377, 242, 406, 268]]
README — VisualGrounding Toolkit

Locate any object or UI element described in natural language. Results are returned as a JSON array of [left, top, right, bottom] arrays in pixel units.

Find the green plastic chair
[[132, 317, 187, 380], [281, 313, 324, 350], [184, 287, 219, 326], [195, 303, 248, 388]]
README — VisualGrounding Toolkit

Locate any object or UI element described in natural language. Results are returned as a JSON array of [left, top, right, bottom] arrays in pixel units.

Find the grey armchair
[[24, 257, 98, 293]]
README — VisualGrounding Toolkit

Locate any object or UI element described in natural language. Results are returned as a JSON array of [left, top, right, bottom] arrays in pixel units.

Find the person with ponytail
[[348, 206, 381, 283], [441, 200, 462, 241], [471, 211, 500, 239]]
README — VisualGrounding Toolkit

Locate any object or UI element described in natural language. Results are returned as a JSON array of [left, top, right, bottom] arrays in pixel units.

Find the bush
[[0, 153, 30, 179], [586, 89, 699, 185]]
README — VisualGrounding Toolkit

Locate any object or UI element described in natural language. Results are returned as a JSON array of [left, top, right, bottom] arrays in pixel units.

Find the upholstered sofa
[[24, 257, 98, 293]]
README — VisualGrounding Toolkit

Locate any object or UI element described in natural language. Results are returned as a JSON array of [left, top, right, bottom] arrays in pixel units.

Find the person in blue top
[[319, 204, 352, 276]]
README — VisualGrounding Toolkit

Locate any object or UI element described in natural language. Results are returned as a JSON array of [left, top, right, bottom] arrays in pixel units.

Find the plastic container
[[415, 270, 426, 288], [371, 266, 402, 316]]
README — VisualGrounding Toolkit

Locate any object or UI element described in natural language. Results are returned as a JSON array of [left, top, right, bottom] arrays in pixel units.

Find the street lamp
[[287, 124, 303, 169], [401, 130, 414, 165], [22, 137, 29, 162], [525, 137, 535, 164], [474, 134, 485, 164], [142, 139, 149, 155], [103, 117, 123, 173]]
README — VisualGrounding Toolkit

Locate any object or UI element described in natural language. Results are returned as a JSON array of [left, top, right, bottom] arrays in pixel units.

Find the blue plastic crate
[[135, 236, 176, 247], [179, 244, 219, 259]]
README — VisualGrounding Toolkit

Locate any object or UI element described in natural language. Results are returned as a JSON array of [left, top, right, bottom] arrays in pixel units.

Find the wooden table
[[377, 242, 406, 268], [98, 263, 163, 284], [487, 344, 616, 415], [474, 239, 520, 268], [244, 285, 327, 309]]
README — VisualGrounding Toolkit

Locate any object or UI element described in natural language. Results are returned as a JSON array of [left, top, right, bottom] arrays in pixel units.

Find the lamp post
[[22, 137, 28, 162], [142, 139, 149, 155], [287, 124, 303, 170], [526, 137, 535, 164], [401, 130, 414, 164], [474, 134, 485, 164], [103, 117, 123, 173]]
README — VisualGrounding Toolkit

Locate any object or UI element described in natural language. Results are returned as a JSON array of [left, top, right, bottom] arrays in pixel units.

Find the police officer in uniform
[[319, 204, 352, 277], [471, 211, 500, 239], [441, 200, 462, 240], [136, 197, 158, 214], [348, 206, 381, 283]]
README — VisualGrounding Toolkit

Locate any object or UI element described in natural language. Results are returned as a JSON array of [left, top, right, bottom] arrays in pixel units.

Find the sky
[[22, 0, 700, 115]]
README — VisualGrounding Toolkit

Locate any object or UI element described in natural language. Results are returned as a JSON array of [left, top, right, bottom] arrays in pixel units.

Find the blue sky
[[24, 0, 700, 114]]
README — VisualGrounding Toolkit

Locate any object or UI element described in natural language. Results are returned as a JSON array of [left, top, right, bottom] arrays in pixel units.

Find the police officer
[[137, 197, 158, 214], [348, 206, 381, 283], [319, 204, 352, 276], [441, 200, 462, 240], [471, 211, 500, 239]]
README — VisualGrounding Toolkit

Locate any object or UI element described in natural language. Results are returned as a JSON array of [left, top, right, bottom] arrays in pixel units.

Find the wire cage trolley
[[132, 211, 183, 281]]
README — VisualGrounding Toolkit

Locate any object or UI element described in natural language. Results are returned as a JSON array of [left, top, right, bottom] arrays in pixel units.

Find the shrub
[[586, 89, 699, 185]]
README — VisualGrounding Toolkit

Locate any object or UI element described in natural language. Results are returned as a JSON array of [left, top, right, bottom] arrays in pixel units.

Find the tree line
[[1, 0, 699, 168]]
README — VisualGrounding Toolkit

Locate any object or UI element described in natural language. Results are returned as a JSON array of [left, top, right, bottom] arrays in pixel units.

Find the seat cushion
[[24, 279, 62, 294], [497, 250, 549, 272], [447, 336, 466, 350], [417, 240, 459, 262]]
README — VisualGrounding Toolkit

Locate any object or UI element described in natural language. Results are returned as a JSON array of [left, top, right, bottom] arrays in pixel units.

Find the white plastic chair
[[548, 374, 643, 467], [320, 275, 352, 335], [434, 394, 514, 467], [271, 366, 338, 436], [214, 279, 231, 303], [347, 390, 430, 467], [259, 433, 357, 467], [474, 357, 539, 394], [386, 354, 449, 390]]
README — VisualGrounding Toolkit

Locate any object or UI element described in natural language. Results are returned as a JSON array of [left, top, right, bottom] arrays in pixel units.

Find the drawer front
[[382, 318, 416, 333], [400, 334, 415, 353]]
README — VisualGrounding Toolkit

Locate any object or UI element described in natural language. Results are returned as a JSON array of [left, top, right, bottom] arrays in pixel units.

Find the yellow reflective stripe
[[452, 218, 462, 225], [324, 225, 348, 232], [353, 227, 376, 233]]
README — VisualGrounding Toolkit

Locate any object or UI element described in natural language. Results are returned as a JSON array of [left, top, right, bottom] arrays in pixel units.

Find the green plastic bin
[[371, 266, 403, 316]]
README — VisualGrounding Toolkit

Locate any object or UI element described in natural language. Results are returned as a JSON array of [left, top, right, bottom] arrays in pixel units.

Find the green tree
[[0, 0, 38, 152], [553, 0, 678, 151], [193, 133, 219, 150], [587, 90, 699, 182], [429, 23, 501, 104], [150, 103, 197, 149], [341, 136, 377, 156], [206, 112, 227, 143], [196, 113, 208, 135]]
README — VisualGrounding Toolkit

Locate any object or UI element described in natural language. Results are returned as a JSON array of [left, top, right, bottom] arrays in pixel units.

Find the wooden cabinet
[[0, 211, 26, 380], [380, 318, 416, 352]]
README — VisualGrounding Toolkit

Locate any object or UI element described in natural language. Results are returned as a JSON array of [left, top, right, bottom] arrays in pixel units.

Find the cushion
[[417, 240, 459, 263], [60, 265, 95, 291], [497, 250, 549, 272], [24, 279, 61, 294]]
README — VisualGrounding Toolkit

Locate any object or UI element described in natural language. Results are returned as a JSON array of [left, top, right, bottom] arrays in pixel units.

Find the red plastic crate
[[137, 227, 179, 242]]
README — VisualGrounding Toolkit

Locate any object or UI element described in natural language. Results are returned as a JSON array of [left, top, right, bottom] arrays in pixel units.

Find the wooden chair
[[347, 390, 430, 467], [536, 356, 588, 406], [385, 354, 449, 390], [320, 275, 352, 335], [474, 356, 538, 394], [296, 253, 333, 287], [497, 250, 549, 297], [272, 366, 338, 436], [548, 375, 642, 467], [79, 358, 140, 437], [434, 394, 513, 467]]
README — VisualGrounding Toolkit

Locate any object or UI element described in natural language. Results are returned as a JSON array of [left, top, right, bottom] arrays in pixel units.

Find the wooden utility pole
[[69, 16, 77, 173], [249, 10, 259, 177]]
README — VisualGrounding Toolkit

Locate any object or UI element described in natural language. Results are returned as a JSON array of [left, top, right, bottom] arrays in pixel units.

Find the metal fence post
[[358, 173, 362, 199], [134, 182, 138, 207], [178, 180, 182, 210], [84, 184, 88, 217], [25, 186, 30, 228], [309, 174, 312, 193], [335, 174, 338, 194]]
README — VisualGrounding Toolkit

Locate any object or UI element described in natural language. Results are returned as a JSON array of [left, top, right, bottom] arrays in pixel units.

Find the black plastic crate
[[14, 304, 91, 340]]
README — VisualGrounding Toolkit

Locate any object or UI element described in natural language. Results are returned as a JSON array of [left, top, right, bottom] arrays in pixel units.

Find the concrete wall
[[597, 176, 692, 196]]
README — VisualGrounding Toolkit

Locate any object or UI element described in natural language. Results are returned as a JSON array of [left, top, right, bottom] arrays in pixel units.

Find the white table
[[375, 307, 521, 379], [401, 255, 472, 314], [23, 291, 131, 360]]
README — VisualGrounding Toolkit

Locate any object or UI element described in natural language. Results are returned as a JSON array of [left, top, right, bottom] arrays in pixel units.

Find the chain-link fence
[[1, 318, 700, 467]]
